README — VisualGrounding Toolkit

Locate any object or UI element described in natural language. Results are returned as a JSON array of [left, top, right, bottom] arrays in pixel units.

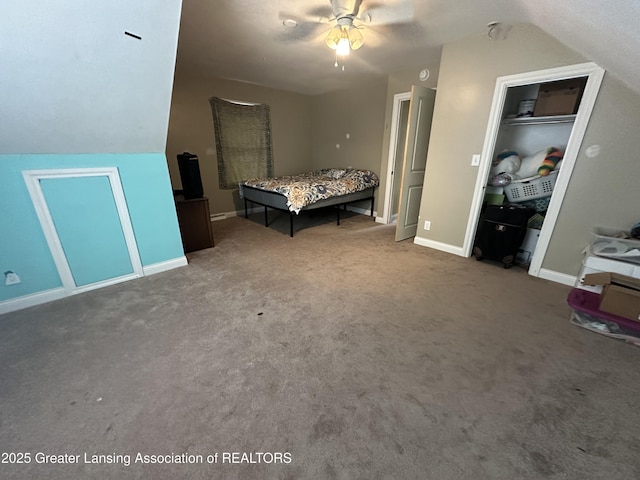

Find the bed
[[240, 168, 379, 237]]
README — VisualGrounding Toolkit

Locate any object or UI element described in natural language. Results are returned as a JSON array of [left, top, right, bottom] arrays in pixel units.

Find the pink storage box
[[567, 287, 640, 333]]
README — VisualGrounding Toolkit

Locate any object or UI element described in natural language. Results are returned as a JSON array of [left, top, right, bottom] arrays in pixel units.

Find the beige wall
[[309, 79, 388, 210], [167, 69, 389, 215], [376, 63, 440, 221], [415, 22, 640, 278], [544, 74, 640, 274], [166, 69, 312, 214], [167, 22, 640, 281], [415, 25, 585, 252]]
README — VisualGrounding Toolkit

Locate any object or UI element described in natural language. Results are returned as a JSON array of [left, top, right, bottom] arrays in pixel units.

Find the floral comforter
[[242, 168, 379, 214]]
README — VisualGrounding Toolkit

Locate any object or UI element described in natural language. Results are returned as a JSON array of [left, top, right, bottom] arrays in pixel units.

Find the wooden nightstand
[[174, 195, 214, 253]]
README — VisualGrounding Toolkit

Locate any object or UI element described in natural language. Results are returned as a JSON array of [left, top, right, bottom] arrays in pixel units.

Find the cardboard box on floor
[[534, 78, 586, 116], [582, 272, 640, 322]]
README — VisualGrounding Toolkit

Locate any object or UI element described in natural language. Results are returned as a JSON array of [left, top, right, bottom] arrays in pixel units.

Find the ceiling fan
[[323, 0, 367, 56], [280, 0, 415, 68]]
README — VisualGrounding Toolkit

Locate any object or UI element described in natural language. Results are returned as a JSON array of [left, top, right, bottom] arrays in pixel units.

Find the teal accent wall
[[0, 153, 184, 302]]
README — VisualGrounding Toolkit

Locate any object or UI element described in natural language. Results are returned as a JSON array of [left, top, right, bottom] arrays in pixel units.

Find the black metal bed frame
[[242, 186, 376, 237]]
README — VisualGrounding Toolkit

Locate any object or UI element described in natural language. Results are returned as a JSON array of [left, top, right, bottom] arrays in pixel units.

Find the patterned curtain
[[209, 97, 274, 189]]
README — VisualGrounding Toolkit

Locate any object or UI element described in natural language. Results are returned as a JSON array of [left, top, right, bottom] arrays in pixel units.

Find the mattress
[[241, 168, 379, 214]]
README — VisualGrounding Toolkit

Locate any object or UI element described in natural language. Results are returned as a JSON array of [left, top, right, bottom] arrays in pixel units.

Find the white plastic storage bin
[[504, 170, 558, 202], [578, 256, 640, 294], [591, 227, 640, 265]]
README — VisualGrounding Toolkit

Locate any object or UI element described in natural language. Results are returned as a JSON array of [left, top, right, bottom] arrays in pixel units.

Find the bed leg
[[370, 196, 375, 217], [244, 198, 248, 218], [264, 206, 269, 227], [337, 206, 341, 226], [290, 213, 294, 237]]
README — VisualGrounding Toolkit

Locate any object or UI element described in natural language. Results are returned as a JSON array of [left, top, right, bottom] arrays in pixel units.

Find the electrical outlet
[[424, 220, 431, 230], [4, 271, 21, 286], [471, 154, 481, 166]]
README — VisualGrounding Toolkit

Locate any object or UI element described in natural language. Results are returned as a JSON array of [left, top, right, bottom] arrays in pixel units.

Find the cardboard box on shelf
[[582, 272, 640, 322], [533, 78, 587, 117]]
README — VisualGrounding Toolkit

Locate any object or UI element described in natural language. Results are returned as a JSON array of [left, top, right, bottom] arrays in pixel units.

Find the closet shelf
[[502, 114, 576, 126]]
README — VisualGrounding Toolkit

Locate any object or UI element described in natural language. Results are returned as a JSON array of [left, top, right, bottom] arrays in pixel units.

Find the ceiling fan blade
[[329, 0, 364, 18], [278, 9, 332, 26], [277, 21, 326, 43], [359, 0, 414, 25], [306, 5, 335, 22]]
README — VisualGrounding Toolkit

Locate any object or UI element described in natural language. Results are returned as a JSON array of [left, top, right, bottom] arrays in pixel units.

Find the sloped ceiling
[[176, 0, 640, 96]]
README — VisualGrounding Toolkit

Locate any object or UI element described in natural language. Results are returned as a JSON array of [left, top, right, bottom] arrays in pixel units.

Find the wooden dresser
[[174, 195, 214, 253]]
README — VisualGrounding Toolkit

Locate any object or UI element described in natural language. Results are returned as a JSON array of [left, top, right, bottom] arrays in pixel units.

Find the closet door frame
[[23, 167, 143, 295], [464, 62, 605, 281]]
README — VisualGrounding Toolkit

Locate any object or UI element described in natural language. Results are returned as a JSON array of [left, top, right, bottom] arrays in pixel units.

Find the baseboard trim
[[538, 268, 576, 287], [0, 257, 188, 316], [0, 287, 66, 315], [212, 207, 262, 222], [345, 206, 377, 217], [143, 256, 188, 276], [413, 236, 466, 256], [210, 213, 227, 222]]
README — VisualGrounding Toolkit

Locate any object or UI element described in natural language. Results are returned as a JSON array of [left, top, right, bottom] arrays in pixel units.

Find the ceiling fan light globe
[[325, 25, 342, 50], [349, 27, 364, 50]]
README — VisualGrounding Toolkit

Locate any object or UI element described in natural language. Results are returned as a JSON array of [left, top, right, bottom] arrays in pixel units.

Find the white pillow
[[517, 149, 549, 179], [490, 151, 521, 176]]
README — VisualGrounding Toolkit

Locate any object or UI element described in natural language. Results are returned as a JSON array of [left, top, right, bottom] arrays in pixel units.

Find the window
[[209, 97, 274, 189]]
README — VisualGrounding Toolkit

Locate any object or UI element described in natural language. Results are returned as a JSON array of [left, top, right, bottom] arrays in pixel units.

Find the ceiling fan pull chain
[[334, 51, 346, 71]]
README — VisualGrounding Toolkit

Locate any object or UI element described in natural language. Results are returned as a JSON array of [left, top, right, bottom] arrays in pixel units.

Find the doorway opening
[[382, 92, 411, 224], [382, 87, 437, 242]]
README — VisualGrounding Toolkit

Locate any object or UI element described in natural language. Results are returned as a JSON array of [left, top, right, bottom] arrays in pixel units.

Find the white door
[[395, 85, 436, 241]]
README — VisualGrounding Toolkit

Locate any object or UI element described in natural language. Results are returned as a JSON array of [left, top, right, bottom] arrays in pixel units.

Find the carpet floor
[[1, 210, 639, 479]]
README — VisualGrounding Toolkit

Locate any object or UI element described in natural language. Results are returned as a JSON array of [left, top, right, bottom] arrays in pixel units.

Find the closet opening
[[464, 62, 604, 281], [474, 77, 587, 268]]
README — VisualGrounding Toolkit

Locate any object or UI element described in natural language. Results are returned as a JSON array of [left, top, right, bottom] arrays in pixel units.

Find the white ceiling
[[175, 0, 640, 96]]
